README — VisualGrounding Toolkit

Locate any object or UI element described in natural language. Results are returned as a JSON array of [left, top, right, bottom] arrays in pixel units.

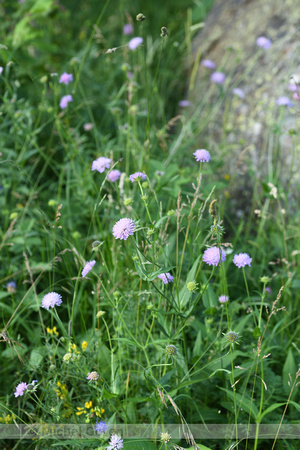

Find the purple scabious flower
[[203, 247, 226, 266], [107, 434, 124, 450], [178, 100, 191, 107], [82, 260, 96, 277], [218, 295, 229, 303], [60, 94, 73, 109], [288, 83, 297, 92], [293, 92, 300, 101], [233, 253, 252, 268], [201, 59, 216, 69], [84, 123, 94, 131], [14, 382, 28, 397], [265, 286, 271, 295], [276, 96, 293, 107], [210, 71, 226, 84], [94, 420, 108, 435], [91, 157, 111, 173], [123, 23, 133, 35], [42, 292, 62, 310], [6, 281, 17, 294], [59, 72, 73, 85], [87, 371, 99, 381], [128, 37, 143, 50], [193, 149, 211, 163], [107, 170, 121, 182], [256, 36, 272, 49], [157, 273, 174, 284], [113, 218, 135, 240], [129, 172, 147, 182], [232, 88, 245, 99]]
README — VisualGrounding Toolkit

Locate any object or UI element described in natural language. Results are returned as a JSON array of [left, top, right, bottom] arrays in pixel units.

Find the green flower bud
[[160, 27, 168, 37], [124, 198, 133, 206], [260, 276, 270, 284], [166, 344, 178, 356], [187, 281, 198, 292], [136, 13, 146, 21]]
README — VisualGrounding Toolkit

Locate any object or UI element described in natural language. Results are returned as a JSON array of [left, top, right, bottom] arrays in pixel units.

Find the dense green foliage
[[0, 1, 299, 449]]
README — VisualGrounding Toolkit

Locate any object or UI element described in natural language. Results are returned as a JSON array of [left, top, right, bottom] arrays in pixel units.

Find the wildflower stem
[[137, 180, 152, 223], [242, 267, 258, 327]]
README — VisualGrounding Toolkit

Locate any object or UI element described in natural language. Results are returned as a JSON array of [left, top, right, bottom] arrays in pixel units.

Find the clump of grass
[[0, 1, 300, 449]]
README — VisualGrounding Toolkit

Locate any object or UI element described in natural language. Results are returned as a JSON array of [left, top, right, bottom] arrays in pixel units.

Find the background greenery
[[0, 1, 299, 449]]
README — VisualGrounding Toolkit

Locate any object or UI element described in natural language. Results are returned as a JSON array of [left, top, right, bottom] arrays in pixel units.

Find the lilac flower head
[[210, 71, 226, 84], [233, 88, 245, 99], [265, 286, 272, 295], [113, 218, 135, 240], [6, 281, 17, 294], [59, 72, 73, 85], [193, 149, 211, 163], [84, 123, 94, 131], [107, 170, 121, 182], [123, 23, 133, 35], [91, 157, 111, 173], [42, 292, 62, 310], [60, 95, 73, 109], [87, 371, 99, 381], [256, 36, 272, 49], [82, 260, 96, 277], [233, 253, 252, 268], [129, 172, 147, 182], [157, 273, 174, 284], [178, 100, 191, 107], [218, 295, 229, 303], [288, 83, 297, 92], [203, 246, 226, 266], [14, 382, 28, 397], [128, 37, 143, 50], [94, 420, 108, 435], [107, 434, 124, 450], [201, 59, 216, 69], [276, 96, 293, 107], [293, 92, 300, 101]]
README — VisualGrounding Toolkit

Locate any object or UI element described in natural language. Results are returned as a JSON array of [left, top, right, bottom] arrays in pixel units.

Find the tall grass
[[0, 1, 299, 449]]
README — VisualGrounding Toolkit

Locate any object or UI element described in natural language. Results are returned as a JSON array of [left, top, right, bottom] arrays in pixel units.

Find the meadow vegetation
[[0, 0, 299, 449]]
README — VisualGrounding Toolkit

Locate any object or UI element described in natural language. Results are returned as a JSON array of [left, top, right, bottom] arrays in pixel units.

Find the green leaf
[[219, 387, 258, 420], [29, 348, 43, 369], [282, 348, 296, 394], [253, 326, 261, 338], [30, 0, 54, 15], [209, 368, 231, 378], [102, 388, 119, 399], [179, 255, 201, 308], [204, 307, 217, 315], [111, 337, 143, 349], [260, 402, 286, 420], [124, 441, 156, 449], [192, 330, 202, 357]]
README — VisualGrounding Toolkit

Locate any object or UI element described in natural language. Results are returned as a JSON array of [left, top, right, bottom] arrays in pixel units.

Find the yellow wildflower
[[46, 326, 59, 336], [82, 341, 88, 351]]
